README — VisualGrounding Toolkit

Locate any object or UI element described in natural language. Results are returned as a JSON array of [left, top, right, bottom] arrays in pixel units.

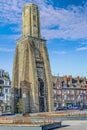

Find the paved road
[[56, 120, 87, 130]]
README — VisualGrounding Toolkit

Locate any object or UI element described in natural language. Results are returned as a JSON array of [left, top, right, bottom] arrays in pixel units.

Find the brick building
[[53, 75, 87, 110]]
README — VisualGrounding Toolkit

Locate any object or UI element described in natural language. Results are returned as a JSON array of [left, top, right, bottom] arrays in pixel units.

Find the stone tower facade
[[22, 4, 40, 38], [12, 3, 53, 113]]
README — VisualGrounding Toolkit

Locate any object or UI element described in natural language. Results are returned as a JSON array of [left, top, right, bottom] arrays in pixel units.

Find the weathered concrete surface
[[56, 120, 87, 130]]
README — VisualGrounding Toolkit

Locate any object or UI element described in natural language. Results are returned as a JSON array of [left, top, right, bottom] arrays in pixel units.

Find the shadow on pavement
[[53, 125, 70, 129], [61, 125, 70, 128]]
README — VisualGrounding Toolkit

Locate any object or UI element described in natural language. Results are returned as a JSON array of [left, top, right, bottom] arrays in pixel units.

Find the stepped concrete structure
[[12, 3, 53, 113]]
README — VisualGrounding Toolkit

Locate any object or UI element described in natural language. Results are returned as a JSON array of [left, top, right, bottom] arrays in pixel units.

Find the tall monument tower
[[12, 3, 53, 113]]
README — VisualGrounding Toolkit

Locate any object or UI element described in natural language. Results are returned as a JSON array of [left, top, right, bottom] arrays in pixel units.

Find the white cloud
[[0, 0, 87, 40], [0, 34, 21, 40], [76, 47, 87, 51], [0, 47, 14, 52], [52, 51, 67, 54], [41, 4, 87, 40]]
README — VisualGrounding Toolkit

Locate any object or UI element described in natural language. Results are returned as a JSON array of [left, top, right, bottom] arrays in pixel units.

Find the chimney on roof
[[63, 75, 67, 84], [76, 76, 80, 84], [68, 75, 72, 84], [83, 77, 86, 84]]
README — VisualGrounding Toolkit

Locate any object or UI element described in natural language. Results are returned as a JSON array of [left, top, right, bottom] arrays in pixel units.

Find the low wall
[[0, 122, 61, 130], [0, 126, 41, 130]]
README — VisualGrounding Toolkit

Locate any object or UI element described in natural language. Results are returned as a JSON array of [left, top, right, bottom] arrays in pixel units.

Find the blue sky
[[0, 0, 87, 79]]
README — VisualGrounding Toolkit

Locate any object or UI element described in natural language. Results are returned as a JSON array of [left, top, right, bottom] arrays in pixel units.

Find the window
[[58, 90, 61, 94], [63, 84, 67, 88], [53, 83, 55, 87], [6, 95, 9, 100], [71, 96, 74, 100], [54, 102, 57, 107], [58, 82, 61, 88], [33, 15, 36, 21], [77, 90, 79, 95], [54, 90, 56, 94], [35, 49, 39, 58], [34, 24, 36, 27], [70, 90, 74, 95], [62, 89, 68, 94], [70, 85, 73, 88], [54, 95, 56, 100], [67, 90, 69, 94], [0, 88, 1, 93], [58, 96, 61, 100], [4, 80, 9, 86], [33, 7, 36, 12], [5, 89, 8, 94]]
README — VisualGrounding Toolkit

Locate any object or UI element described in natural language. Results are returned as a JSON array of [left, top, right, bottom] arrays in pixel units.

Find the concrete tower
[[12, 3, 53, 113]]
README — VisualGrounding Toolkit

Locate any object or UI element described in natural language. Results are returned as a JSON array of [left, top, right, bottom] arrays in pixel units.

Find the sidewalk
[[56, 120, 87, 130]]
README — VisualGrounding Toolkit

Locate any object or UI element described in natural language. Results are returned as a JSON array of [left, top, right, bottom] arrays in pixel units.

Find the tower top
[[22, 3, 40, 38], [24, 3, 38, 7]]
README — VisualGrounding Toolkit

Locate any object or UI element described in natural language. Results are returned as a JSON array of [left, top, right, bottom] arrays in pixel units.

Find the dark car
[[68, 105, 79, 110], [72, 105, 79, 110], [68, 106, 73, 110], [56, 107, 63, 111], [83, 105, 87, 109], [62, 106, 68, 110], [79, 107, 83, 110], [56, 106, 68, 111]]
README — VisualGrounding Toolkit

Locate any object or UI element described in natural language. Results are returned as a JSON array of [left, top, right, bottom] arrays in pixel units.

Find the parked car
[[62, 106, 68, 110], [68, 105, 79, 110], [68, 106, 73, 110], [72, 106, 79, 110], [56, 106, 68, 111], [79, 107, 83, 110], [56, 107, 63, 111], [83, 105, 87, 109]]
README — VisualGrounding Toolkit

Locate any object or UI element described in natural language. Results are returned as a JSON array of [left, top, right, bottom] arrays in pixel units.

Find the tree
[[17, 98, 23, 113]]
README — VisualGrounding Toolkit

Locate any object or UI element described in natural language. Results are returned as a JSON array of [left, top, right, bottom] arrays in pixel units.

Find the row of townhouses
[[53, 75, 87, 110], [0, 69, 11, 113]]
